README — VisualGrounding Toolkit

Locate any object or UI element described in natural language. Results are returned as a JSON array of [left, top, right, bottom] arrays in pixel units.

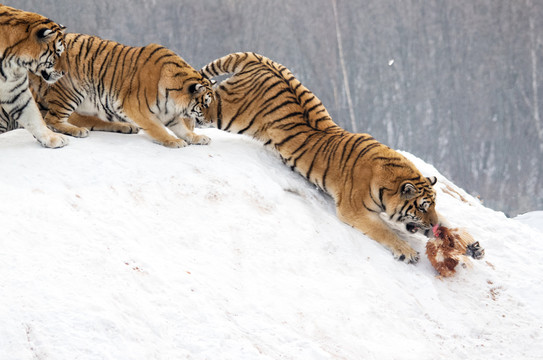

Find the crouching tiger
[[29, 33, 214, 148], [200, 52, 484, 263]]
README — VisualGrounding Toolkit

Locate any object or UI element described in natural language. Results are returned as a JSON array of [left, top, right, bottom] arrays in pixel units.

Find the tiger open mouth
[[406, 223, 421, 233], [406, 222, 434, 237], [41, 70, 61, 84], [41, 70, 51, 81]]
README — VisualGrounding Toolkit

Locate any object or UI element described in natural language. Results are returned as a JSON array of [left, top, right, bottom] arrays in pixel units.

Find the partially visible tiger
[[29, 33, 214, 148], [200, 52, 485, 263], [0, 4, 68, 148]]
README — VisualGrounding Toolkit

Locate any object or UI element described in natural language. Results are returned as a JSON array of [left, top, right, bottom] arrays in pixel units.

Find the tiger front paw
[[70, 127, 90, 138], [50, 123, 89, 138], [121, 124, 140, 134], [36, 132, 69, 148], [113, 123, 140, 134], [393, 246, 420, 264], [190, 134, 211, 145], [161, 138, 188, 148]]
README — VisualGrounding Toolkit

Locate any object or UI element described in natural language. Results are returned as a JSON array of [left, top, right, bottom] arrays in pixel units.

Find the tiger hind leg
[[68, 113, 139, 134]]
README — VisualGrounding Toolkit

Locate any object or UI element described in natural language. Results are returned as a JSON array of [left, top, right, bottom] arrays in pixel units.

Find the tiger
[[28, 32, 214, 148], [0, 4, 68, 148], [200, 52, 485, 263]]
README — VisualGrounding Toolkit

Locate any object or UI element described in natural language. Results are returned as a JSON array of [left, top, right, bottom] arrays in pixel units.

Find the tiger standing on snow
[[29, 33, 214, 148], [0, 4, 68, 148], [200, 52, 484, 264]]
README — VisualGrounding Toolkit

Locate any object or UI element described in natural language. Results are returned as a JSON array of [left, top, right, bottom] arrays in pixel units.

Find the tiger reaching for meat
[[200, 52, 484, 263], [28, 33, 214, 148], [0, 4, 68, 148]]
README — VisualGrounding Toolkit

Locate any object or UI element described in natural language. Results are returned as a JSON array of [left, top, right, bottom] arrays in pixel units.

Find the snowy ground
[[1, 128, 542, 360]]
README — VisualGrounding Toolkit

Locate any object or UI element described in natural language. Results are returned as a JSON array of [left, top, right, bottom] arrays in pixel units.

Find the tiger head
[[1, 5, 67, 84], [386, 176, 439, 237], [25, 23, 67, 84], [186, 78, 215, 126]]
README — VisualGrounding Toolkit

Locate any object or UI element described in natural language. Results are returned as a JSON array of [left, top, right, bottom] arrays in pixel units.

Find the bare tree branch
[[331, 0, 357, 132]]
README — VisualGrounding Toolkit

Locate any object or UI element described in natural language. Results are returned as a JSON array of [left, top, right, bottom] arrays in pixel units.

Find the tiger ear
[[36, 27, 55, 41], [199, 71, 217, 84], [401, 182, 418, 199], [189, 83, 205, 95], [59, 24, 67, 33], [426, 176, 437, 186]]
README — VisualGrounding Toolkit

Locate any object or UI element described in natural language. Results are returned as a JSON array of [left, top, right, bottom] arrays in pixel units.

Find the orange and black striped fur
[[0, 4, 68, 148], [29, 33, 214, 148], [201, 52, 484, 263]]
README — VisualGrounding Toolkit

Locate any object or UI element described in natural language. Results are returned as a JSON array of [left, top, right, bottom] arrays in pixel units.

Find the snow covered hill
[[1, 129, 542, 360]]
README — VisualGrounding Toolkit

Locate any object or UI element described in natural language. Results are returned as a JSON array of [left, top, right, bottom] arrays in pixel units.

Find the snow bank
[[1, 129, 542, 359], [514, 211, 543, 233]]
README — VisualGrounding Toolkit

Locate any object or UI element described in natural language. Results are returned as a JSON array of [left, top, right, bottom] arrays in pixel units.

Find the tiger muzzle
[[406, 222, 433, 236], [41, 70, 64, 84], [406, 223, 420, 233]]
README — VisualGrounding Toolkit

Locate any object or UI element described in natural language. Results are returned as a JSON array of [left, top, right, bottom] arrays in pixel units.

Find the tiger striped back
[[29, 33, 214, 148], [200, 52, 337, 133], [200, 52, 456, 263]]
